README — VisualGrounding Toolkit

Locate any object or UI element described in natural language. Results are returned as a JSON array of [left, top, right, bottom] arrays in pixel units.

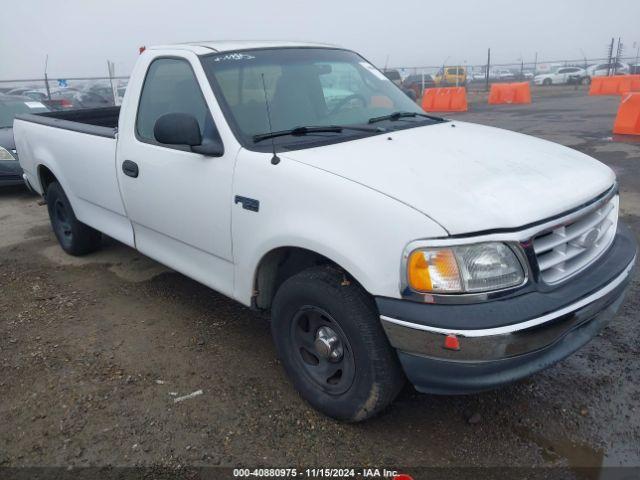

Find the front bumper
[[378, 223, 637, 394], [0, 175, 24, 187], [0, 156, 24, 187]]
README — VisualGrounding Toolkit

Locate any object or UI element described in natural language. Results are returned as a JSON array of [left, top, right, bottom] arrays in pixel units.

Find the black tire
[[46, 181, 102, 256], [271, 266, 404, 422], [543, 78, 552, 86]]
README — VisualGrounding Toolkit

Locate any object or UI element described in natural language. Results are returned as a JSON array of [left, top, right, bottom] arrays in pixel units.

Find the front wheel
[[46, 181, 102, 256], [271, 266, 404, 422]]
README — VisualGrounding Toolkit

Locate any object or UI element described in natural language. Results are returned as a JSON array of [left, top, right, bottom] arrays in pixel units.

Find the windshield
[[200, 48, 428, 150], [0, 99, 49, 128]]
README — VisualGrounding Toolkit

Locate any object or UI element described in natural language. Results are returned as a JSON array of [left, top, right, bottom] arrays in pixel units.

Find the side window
[[136, 58, 213, 144]]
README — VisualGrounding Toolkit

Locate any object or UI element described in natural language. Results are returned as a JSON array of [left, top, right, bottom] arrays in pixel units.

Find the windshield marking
[[213, 53, 256, 62]]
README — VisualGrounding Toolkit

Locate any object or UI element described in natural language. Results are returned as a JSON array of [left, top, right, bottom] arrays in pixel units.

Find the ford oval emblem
[[582, 228, 599, 248]]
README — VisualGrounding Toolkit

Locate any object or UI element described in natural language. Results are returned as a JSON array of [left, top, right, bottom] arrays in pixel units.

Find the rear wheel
[[271, 266, 404, 421], [46, 181, 102, 256]]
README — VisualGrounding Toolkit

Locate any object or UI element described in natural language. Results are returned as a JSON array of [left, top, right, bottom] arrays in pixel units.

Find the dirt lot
[[1, 88, 639, 476]]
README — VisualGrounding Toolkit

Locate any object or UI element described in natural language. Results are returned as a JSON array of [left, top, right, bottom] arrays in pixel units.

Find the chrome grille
[[533, 195, 619, 284]]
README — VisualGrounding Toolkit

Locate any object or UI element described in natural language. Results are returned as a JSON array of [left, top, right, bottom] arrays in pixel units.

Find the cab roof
[[148, 40, 341, 55]]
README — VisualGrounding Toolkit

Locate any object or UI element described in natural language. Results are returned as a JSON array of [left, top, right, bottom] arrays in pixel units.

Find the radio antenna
[[261, 73, 280, 165]]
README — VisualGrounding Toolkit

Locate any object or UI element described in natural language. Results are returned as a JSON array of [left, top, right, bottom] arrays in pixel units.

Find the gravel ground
[[1, 88, 639, 477]]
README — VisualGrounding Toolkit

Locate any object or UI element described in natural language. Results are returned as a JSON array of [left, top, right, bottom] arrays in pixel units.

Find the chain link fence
[[0, 76, 129, 110], [1, 54, 639, 109], [389, 55, 640, 94]]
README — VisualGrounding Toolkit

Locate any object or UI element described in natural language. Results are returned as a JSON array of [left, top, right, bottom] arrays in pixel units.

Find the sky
[[1, 0, 639, 80]]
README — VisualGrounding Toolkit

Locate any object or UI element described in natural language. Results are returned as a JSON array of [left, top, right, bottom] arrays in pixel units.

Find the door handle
[[122, 160, 139, 178]]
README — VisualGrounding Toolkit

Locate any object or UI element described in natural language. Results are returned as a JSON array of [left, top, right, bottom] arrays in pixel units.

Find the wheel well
[[253, 247, 348, 311], [38, 165, 57, 196]]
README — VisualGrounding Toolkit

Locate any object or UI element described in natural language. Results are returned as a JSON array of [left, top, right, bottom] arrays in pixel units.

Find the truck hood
[[282, 121, 615, 235]]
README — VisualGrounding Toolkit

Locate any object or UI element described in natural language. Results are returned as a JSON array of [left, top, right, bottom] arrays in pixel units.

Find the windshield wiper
[[367, 111, 445, 124], [253, 125, 381, 143]]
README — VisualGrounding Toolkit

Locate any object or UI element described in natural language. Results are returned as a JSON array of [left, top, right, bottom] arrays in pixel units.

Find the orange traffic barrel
[[488, 82, 531, 104], [421, 87, 468, 112], [613, 92, 640, 135]]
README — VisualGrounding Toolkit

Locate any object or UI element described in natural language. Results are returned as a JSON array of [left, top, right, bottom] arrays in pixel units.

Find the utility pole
[[44, 54, 51, 101], [533, 52, 538, 74], [614, 37, 623, 75], [579, 48, 587, 70], [439, 56, 450, 87], [107, 60, 117, 105], [485, 48, 491, 92], [606, 38, 614, 76]]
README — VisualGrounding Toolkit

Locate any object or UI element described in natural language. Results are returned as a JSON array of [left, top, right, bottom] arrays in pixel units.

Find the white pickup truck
[[14, 41, 636, 421]]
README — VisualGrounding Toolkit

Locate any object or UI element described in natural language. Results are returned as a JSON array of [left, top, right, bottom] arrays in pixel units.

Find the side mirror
[[153, 113, 224, 157], [191, 139, 224, 157], [154, 113, 202, 147]]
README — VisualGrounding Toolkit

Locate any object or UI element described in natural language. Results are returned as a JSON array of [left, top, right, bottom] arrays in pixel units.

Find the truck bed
[[15, 106, 120, 138], [13, 105, 135, 247]]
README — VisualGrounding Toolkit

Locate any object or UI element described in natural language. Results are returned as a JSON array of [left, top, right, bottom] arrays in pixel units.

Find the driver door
[[117, 56, 235, 297]]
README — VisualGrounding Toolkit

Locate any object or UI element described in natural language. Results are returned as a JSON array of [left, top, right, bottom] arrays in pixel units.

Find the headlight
[[407, 242, 525, 293], [0, 146, 15, 161]]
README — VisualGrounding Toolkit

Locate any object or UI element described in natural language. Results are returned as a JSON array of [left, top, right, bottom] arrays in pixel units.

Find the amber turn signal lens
[[407, 249, 432, 291], [407, 249, 462, 292]]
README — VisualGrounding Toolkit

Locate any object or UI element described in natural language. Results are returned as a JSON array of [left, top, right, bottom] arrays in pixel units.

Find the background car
[[434, 66, 467, 86], [82, 82, 118, 103], [521, 69, 535, 80], [470, 69, 489, 82], [0, 94, 49, 186], [534, 66, 587, 86], [489, 68, 516, 82], [586, 62, 630, 81], [402, 74, 435, 99], [5, 87, 40, 97], [19, 89, 50, 102], [45, 88, 113, 110]]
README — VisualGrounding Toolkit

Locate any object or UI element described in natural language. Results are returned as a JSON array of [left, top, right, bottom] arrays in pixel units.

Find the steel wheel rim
[[289, 306, 355, 396]]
